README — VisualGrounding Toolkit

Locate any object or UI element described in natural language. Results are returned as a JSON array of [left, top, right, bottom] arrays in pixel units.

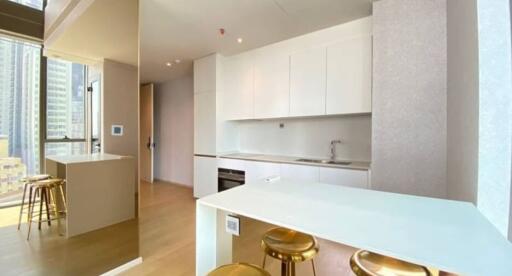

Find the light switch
[[226, 214, 240, 236]]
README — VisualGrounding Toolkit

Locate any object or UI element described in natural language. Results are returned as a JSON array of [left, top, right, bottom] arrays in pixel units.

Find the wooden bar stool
[[26, 178, 67, 240], [208, 263, 270, 276], [350, 250, 431, 276], [17, 174, 51, 230], [261, 227, 319, 276]]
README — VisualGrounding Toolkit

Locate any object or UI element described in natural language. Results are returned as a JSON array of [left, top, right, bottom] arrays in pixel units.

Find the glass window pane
[[46, 59, 86, 139], [0, 37, 41, 205], [45, 142, 87, 157], [7, 0, 43, 10], [91, 80, 101, 153]]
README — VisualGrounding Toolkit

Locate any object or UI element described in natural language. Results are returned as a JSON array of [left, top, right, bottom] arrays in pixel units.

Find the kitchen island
[[46, 154, 136, 238], [196, 179, 512, 276]]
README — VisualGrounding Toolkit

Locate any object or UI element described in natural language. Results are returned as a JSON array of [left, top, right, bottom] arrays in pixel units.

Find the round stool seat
[[350, 250, 431, 276], [261, 227, 319, 263], [31, 178, 63, 188], [22, 174, 50, 182], [208, 263, 270, 276]]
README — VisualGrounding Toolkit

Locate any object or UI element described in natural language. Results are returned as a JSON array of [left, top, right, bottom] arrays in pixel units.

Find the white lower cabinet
[[193, 156, 218, 198], [280, 164, 319, 182], [319, 167, 369, 189], [245, 161, 281, 182]]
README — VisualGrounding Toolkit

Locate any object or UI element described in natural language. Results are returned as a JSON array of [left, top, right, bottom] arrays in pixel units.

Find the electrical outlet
[[226, 214, 240, 236]]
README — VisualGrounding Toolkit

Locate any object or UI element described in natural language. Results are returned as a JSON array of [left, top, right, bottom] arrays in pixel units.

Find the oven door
[[218, 168, 245, 192]]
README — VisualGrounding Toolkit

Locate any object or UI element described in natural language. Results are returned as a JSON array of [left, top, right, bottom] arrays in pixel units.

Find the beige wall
[[102, 59, 139, 188], [154, 76, 194, 187], [446, 0, 479, 204]]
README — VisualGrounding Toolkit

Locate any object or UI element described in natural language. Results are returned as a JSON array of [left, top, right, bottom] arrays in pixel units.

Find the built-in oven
[[218, 168, 245, 192]]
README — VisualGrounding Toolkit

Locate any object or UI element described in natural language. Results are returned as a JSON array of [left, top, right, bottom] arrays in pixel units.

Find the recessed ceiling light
[[175, 59, 181, 64], [166, 62, 172, 67], [237, 38, 243, 43]]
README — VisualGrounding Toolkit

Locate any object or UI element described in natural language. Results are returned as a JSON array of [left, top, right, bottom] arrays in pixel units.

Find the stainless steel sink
[[295, 158, 351, 166]]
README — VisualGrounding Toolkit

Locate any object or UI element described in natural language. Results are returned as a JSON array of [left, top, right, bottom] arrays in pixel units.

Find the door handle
[[146, 137, 155, 150]]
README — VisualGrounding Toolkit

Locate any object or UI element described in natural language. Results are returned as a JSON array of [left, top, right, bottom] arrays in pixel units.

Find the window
[[7, 0, 43, 10], [45, 58, 87, 156], [0, 37, 41, 205]]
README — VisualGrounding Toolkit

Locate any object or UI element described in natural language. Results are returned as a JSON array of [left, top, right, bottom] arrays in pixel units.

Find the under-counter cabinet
[[280, 164, 319, 182], [253, 52, 290, 118], [245, 161, 281, 182], [326, 35, 372, 115], [319, 167, 369, 189], [222, 55, 254, 120], [194, 156, 218, 198], [289, 47, 327, 117]]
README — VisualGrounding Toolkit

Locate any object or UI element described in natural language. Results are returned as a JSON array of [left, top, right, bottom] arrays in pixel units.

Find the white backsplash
[[237, 115, 371, 161]]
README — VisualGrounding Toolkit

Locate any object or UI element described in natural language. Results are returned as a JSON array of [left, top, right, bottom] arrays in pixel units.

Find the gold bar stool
[[17, 174, 51, 230], [350, 250, 431, 276], [26, 178, 67, 240], [208, 263, 271, 276], [261, 227, 319, 276]]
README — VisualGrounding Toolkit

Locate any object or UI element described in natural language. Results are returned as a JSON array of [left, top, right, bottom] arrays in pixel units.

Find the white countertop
[[198, 179, 512, 275], [46, 153, 132, 164], [218, 152, 371, 170]]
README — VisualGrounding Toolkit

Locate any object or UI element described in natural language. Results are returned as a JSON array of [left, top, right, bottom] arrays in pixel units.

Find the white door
[[290, 47, 327, 116], [326, 35, 372, 115], [222, 54, 254, 120], [140, 83, 154, 183], [253, 52, 290, 118], [194, 156, 218, 198]]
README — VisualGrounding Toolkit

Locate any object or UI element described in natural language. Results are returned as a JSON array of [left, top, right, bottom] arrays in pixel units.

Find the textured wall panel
[[372, 0, 447, 198]]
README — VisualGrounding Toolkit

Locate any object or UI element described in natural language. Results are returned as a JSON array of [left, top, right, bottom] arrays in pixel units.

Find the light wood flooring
[[125, 181, 358, 276]]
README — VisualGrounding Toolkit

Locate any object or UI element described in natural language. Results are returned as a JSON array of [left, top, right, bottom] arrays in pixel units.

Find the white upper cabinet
[[253, 52, 290, 118], [222, 54, 254, 120], [194, 54, 217, 94], [289, 47, 327, 117], [194, 92, 216, 155], [326, 35, 372, 114]]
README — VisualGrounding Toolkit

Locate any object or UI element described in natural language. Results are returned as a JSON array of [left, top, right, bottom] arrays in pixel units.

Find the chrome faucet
[[330, 139, 342, 161]]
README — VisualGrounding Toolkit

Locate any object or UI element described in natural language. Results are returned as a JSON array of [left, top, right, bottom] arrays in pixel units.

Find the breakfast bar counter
[[196, 179, 512, 276], [45, 153, 136, 238]]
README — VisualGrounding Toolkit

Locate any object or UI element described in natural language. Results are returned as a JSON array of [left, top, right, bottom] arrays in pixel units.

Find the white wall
[[238, 115, 371, 161], [446, 0, 479, 203], [154, 76, 194, 187], [372, 0, 447, 198]]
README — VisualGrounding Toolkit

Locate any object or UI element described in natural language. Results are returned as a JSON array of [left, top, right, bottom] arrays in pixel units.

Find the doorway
[[140, 83, 154, 183]]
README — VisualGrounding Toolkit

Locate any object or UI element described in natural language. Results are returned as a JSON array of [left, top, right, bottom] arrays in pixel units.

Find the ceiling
[[140, 0, 373, 83], [45, 0, 138, 66]]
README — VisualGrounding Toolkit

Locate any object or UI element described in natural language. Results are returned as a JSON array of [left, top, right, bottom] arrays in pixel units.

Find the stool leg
[[17, 182, 28, 230], [50, 188, 62, 236], [262, 254, 267, 268], [38, 188, 43, 230], [27, 187, 36, 240], [281, 262, 287, 276], [58, 184, 67, 214], [311, 259, 317, 276], [43, 189, 51, 226]]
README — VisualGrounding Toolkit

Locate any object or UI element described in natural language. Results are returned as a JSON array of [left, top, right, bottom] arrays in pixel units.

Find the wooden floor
[[0, 203, 139, 275], [125, 181, 358, 275]]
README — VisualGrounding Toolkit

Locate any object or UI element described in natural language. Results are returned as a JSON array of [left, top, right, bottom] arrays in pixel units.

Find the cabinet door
[[194, 92, 216, 155], [193, 156, 218, 198], [217, 158, 247, 171], [326, 35, 372, 114], [290, 47, 326, 116], [245, 161, 281, 183], [222, 55, 254, 120], [194, 55, 217, 94], [253, 52, 290, 118], [319, 167, 368, 189], [281, 164, 319, 182]]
